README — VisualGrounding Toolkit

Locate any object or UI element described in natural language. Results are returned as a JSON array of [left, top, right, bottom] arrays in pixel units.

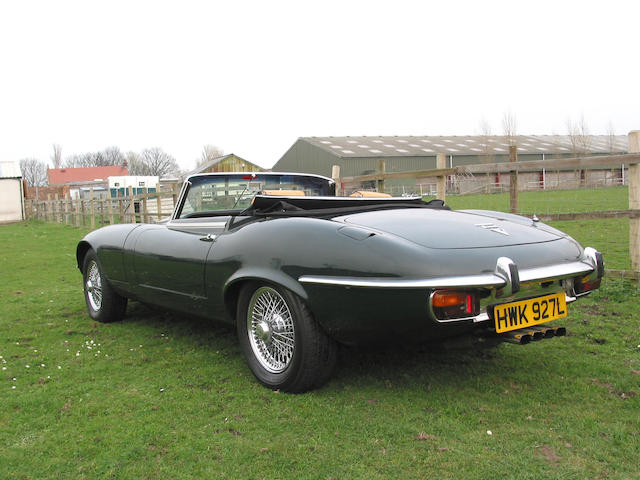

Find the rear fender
[[223, 268, 309, 321]]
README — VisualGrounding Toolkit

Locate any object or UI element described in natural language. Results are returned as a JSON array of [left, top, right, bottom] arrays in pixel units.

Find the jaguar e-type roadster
[[77, 172, 604, 392]]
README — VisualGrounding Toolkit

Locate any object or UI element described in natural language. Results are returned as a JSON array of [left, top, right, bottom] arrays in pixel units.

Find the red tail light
[[574, 275, 602, 294], [431, 291, 479, 320]]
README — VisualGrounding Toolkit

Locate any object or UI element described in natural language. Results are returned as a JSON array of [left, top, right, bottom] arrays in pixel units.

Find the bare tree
[[196, 144, 224, 168], [606, 121, 616, 153], [62, 146, 126, 168], [502, 110, 517, 146], [125, 151, 145, 175], [139, 148, 180, 177], [101, 146, 125, 166], [51, 144, 62, 169], [478, 117, 495, 164], [19, 158, 48, 186], [566, 115, 592, 156]]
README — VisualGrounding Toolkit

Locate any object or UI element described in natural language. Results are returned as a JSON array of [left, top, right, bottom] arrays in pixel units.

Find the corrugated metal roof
[[0, 161, 22, 179], [301, 135, 629, 158]]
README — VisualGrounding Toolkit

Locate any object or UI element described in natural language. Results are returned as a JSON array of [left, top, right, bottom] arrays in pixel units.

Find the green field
[[1, 212, 639, 478], [444, 185, 630, 215]]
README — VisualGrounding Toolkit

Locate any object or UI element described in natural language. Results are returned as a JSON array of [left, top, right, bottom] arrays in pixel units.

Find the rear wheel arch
[[235, 280, 337, 392], [223, 274, 309, 322]]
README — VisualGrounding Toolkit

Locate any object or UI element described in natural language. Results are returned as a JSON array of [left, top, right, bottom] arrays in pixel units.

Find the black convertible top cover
[[241, 195, 449, 218]]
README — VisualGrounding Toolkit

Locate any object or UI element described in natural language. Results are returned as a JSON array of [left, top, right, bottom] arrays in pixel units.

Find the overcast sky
[[1, 0, 638, 171]]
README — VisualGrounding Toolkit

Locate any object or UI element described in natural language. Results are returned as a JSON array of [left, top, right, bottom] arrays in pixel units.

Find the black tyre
[[82, 249, 127, 323], [237, 282, 337, 393]]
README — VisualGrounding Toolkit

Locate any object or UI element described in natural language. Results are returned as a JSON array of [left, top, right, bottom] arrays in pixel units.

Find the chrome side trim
[[166, 221, 228, 229], [298, 273, 506, 289]]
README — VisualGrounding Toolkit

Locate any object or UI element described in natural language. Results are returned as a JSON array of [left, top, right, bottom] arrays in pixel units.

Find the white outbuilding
[[0, 161, 25, 223]]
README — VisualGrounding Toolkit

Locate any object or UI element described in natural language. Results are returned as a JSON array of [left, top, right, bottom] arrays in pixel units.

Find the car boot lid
[[339, 208, 566, 249]]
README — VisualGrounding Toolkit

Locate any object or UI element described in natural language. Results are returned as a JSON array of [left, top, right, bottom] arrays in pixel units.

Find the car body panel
[[77, 172, 603, 346]]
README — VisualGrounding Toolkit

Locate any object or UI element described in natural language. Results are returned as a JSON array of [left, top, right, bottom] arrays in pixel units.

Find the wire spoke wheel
[[85, 260, 103, 311], [247, 286, 295, 373]]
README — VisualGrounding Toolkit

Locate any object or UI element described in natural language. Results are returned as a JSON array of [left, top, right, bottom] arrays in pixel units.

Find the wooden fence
[[333, 131, 640, 275], [24, 184, 181, 229]]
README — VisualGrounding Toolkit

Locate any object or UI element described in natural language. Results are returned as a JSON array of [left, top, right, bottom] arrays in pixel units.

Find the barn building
[[0, 160, 25, 223], [273, 135, 629, 194], [184, 154, 265, 178]]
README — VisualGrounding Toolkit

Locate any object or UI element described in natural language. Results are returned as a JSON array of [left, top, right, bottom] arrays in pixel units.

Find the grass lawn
[[1, 220, 639, 479], [444, 185, 630, 215]]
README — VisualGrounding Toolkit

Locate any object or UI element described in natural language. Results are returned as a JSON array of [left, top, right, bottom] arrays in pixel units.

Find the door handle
[[199, 234, 217, 242]]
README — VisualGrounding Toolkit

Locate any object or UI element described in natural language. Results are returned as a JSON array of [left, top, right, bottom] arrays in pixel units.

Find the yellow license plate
[[493, 293, 567, 333]]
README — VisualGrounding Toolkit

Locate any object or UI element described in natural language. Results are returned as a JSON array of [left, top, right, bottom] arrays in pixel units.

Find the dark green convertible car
[[77, 172, 603, 392]]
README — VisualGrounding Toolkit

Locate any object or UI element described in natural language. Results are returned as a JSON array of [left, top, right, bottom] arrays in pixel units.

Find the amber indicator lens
[[432, 291, 466, 308]]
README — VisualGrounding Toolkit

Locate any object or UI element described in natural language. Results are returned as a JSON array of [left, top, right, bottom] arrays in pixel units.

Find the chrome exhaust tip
[[533, 325, 567, 337], [528, 325, 556, 338], [501, 331, 532, 345], [523, 329, 545, 341], [499, 325, 567, 345], [553, 326, 567, 336]]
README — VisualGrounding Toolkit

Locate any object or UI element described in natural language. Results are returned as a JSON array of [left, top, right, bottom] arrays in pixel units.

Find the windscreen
[[178, 173, 334, 218]]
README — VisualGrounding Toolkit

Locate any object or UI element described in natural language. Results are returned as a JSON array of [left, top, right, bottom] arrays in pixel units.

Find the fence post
[[142, 187, 149, 223], [436, 153, 446, 201], [118, 191, 124, 223], [377, 160, 386, 193], [75, 193, 81, 227], [100, 197, 105, 227], [51, 195, 57, 223], [509, 145, 518, 213], [128, 186, 135, 223], [156, 183, 162, 221], [65, 194, 71, 225], [331, 165, 341, 196], [629, 131, 640, 271], [89, 188, 95, 229], [45, 194, 51, 222], [107, 192, 114, 225]]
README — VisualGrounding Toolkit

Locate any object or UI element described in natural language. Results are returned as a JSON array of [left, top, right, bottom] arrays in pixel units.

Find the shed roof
[[184, 153, 261, 177], [0, 161, 22, 179], [300, 135, 628, 158], [48, 165, 129, 185]]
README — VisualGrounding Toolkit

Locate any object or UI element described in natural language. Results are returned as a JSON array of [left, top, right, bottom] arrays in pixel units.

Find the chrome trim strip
[[299, 261, 594, 289], [298, 273, 506, 289], [186, 171, 335, 183], [171, 180, 192, 220], [518, 261, 593, 283], [253, 194, 421, 202], [166, 221, 227, 229]]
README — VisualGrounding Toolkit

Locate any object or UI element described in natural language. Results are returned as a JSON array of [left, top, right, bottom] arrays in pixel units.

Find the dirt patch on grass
[[536, 445, 561, 465]]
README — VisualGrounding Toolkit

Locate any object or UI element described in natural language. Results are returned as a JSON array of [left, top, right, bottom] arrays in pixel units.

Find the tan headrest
[[261, 190, 306, 196], [349, 191, 392, 198]]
